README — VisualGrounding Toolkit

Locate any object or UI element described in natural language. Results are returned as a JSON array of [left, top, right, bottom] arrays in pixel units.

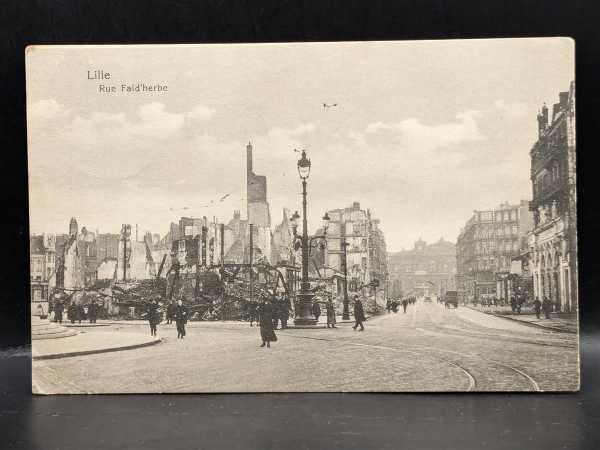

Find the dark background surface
[[1, 1, 599, 449]]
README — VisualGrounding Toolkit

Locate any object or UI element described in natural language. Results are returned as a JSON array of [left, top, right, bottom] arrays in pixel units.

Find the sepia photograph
[[26, 39, 578, 393]]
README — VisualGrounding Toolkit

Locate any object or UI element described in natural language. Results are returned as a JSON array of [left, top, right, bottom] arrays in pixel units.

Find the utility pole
[[220, 223, 225, 267], [341, 222, 350, 320], [249, 224, 254, 303], [201, 226, 207, 267], [194, 233, 201, 300]]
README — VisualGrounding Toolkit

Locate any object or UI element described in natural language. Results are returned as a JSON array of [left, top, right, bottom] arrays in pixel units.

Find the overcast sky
[[26, 39, 574, 251]]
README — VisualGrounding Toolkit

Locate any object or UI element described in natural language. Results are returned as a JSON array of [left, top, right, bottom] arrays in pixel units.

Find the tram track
[[279, 332, 478, 391], [206, 313, 544, 391], [416, 305, 542, 391]]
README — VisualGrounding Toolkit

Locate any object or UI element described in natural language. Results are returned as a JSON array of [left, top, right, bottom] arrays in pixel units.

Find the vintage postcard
[[26, 39, 578, 393]]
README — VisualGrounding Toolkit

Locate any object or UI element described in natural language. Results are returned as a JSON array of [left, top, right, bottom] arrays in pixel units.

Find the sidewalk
[[467, 305, 578, 333], [78, 314, 368, 329], [32, 331, 161, 360]]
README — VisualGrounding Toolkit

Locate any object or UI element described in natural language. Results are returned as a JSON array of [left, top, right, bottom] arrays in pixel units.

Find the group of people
[[311, 297, 338, 328], [51, 292, 371, 347], [245, 296, 292, 330], [254, 294, 368, 345], [386, 297, 415, 314], [474, 293, 555, 320], [148, 298, 189, 338], [51, 300, 100, 324], [532, 296, 555, 319]]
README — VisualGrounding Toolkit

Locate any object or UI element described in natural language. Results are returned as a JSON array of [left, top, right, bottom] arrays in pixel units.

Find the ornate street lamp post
[[290, 150, 331, 325]]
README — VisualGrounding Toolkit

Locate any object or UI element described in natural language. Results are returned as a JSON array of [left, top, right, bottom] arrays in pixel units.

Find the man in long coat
[[542, 296, 553, 319], [352, 296, 365, 331], [279, 296, 291, 330], [146, 299, 161, 336], [326, 298, 337, 328], [88, 300, 98, 324], [402, 298, 409, 313], [533, 297, 542, 319], [258, 300, 277, 348], [54, 301, 64, 324], [175, 299, 188, 339], [166, 300, 176, 325], [67, 302, 77, 324], [312, 301, 321, 323], [76, 303, 85, 324]]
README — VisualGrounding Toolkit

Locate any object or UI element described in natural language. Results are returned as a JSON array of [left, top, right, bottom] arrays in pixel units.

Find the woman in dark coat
[[258, 300, 277, 348]]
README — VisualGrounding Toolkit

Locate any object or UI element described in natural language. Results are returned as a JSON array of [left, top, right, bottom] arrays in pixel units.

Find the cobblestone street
[[32, 302, 578, 393]]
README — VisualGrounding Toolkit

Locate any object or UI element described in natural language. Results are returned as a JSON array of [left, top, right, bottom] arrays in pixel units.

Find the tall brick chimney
[[246, 141, 253, 176]]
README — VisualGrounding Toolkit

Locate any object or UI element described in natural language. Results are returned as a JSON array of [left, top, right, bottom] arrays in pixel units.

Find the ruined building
[[246, 142, 271, 228]]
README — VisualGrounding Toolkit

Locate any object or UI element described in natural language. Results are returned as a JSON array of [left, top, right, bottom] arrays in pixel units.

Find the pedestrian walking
[[386, 300, 391, 314], [391, 300, 398, 313], [402, 298, 409, 313], [67, 302, 76, 324], [88, 300, 98, 324], [352, 296, 365, 331], [542, 296, 553, 319], [146, 298, 161, 336], [248, 302, 259, 327], [326, 298, 337, 328], [76, 303, 85, 324], [312, 301, 321, 323], [54, 301, 64, 324], [533, 297, 542, 319], [258, 300, 277, 348], [175, 299, 188, 339], [279, 296, 291, 329], [166, 300, 176, 325]]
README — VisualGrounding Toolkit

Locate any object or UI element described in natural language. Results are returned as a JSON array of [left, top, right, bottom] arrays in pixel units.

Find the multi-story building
[[322, 202, 388, 308], [388, 238, 456, 299], [30, 234, 57, 305], [528, 81, 577, 312], [456, 201, 533, 302]]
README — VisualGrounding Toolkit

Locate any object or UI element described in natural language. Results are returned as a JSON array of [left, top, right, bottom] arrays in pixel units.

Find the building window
[[345, 222, 353, 235]]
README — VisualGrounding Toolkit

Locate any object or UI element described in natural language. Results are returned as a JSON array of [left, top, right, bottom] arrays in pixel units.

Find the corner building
[[528, 81, 577, 312]]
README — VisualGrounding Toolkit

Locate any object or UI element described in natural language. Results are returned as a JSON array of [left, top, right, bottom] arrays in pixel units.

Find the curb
[[33, 338, 162, 361], [465, 306, 576, 334]]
